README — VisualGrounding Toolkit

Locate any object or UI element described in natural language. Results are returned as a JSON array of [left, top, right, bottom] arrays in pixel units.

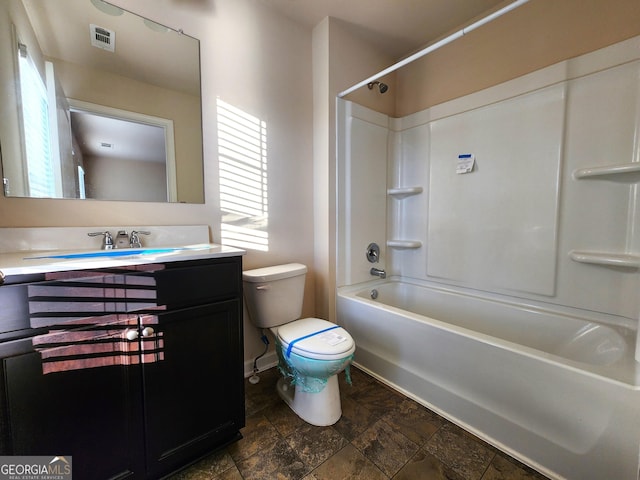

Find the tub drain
[[370, 289, 378, 300]]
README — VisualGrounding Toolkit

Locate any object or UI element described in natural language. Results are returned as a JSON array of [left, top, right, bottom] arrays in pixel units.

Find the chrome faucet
[[87, 230, 151, 249], [115, 231, 130, 248], [129, 230, 150, 248], [370, 267, 386, 279], [88, 231, 114, 250]]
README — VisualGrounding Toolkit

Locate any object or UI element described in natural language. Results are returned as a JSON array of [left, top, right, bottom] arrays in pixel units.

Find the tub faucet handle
[[366, 243, 380, 263]]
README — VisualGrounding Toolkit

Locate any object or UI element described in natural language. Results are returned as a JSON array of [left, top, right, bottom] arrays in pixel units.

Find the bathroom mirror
[[0, 0, 204, 203]]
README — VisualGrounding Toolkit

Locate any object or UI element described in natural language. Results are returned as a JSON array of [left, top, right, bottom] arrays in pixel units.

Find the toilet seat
[[277, 318, 355, 360]]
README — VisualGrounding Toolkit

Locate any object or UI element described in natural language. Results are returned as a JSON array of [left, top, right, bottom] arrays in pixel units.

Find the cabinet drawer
[[0, 284, 30, 335], [155, 260, 241, 307], [1, 268, 159, 332]]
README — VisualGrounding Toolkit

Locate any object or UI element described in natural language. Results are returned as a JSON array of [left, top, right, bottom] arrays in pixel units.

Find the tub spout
[[370, 267, 386, 279]]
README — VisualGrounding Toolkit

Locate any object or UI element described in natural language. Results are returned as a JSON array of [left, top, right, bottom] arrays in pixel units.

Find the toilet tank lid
[[243, 263, 307, 282]]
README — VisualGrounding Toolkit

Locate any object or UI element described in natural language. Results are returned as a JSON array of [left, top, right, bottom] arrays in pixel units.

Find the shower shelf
[[573, 162, 640, 181], [569, 250, 640, 269], [387, 187, 423, 198], [387, 240, 422, 249]]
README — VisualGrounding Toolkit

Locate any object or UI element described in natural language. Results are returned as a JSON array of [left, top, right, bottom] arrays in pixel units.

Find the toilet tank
[[242, 263, 307, 328]]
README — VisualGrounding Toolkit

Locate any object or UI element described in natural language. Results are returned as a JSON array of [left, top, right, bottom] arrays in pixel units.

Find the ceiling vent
[[90, 24, 115, 52]]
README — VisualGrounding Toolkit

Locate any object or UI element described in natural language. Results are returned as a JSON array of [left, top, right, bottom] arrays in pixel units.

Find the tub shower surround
[[337, 36, 640, 480]]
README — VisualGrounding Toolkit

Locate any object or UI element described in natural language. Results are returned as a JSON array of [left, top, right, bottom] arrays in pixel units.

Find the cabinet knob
[[125, 329, 139, 341], [142, 327, 155, 337]]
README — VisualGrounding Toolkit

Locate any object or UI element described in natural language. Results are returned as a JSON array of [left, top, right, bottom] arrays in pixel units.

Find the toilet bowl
[[274, 317, 355, 426], [243, 264, 355, 426]]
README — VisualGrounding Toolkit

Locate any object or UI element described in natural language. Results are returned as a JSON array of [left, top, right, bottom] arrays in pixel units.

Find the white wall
[[336, 100, 388, 287]]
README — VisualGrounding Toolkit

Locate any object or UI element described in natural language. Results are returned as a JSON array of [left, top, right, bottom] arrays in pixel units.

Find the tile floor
[[170, 366, 550, 480]]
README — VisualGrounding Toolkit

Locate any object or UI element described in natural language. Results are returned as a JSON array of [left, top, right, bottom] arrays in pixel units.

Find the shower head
[[367, 81, 388, 94]]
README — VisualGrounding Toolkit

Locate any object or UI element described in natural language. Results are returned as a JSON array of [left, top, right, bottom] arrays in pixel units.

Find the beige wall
[[395, 0, 640, 116], [84, 155, 166, 202]]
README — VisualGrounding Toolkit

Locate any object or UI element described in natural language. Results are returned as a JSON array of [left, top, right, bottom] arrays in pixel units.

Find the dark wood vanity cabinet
[[0, 256, 245, 479]]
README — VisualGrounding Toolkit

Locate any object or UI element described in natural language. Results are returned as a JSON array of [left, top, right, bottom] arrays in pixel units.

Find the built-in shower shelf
[[569, 250, 640, 269], [573, 162, 640, 181], [387, 187, 423, 198], [387, 240, 422, 249]]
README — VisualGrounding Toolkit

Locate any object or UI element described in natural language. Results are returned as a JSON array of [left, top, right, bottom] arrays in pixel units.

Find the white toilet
[[243, 263, 355, 426]]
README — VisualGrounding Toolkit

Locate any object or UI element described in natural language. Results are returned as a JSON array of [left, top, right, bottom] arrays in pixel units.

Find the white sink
[[23, 244, 211, 260]]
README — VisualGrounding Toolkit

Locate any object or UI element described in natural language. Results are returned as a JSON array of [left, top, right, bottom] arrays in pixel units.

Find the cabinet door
[[0, 268, 155, 479], [3, 329, 145, 480], [141, 300, 244, 478]]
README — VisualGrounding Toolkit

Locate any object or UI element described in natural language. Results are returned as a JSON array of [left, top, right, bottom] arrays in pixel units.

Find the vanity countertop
[[0, 243, 245, 278]]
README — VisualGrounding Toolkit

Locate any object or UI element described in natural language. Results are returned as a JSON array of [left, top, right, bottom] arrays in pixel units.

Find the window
[[17, 42, 56, 197]]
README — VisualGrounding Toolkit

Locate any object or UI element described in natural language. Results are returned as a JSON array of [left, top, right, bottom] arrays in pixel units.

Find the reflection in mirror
[[69, 100, 176, 202], [0, 0, 204, 203]]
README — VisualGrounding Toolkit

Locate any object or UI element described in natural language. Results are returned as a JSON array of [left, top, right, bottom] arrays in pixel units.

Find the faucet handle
[[130, 230, 150, 248], [366, 243, 380, 263], [88, 231, 114, 250]]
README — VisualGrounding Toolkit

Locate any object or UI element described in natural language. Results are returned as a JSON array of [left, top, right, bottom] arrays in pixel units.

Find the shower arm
[[337, 0, 530, 98]]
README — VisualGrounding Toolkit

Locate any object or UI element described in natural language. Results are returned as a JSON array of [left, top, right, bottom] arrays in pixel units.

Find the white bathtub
[[337, 279, 640, 480]]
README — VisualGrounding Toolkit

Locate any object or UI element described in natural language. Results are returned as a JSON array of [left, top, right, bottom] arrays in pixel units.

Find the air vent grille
[[90, 24, 115, 52]]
